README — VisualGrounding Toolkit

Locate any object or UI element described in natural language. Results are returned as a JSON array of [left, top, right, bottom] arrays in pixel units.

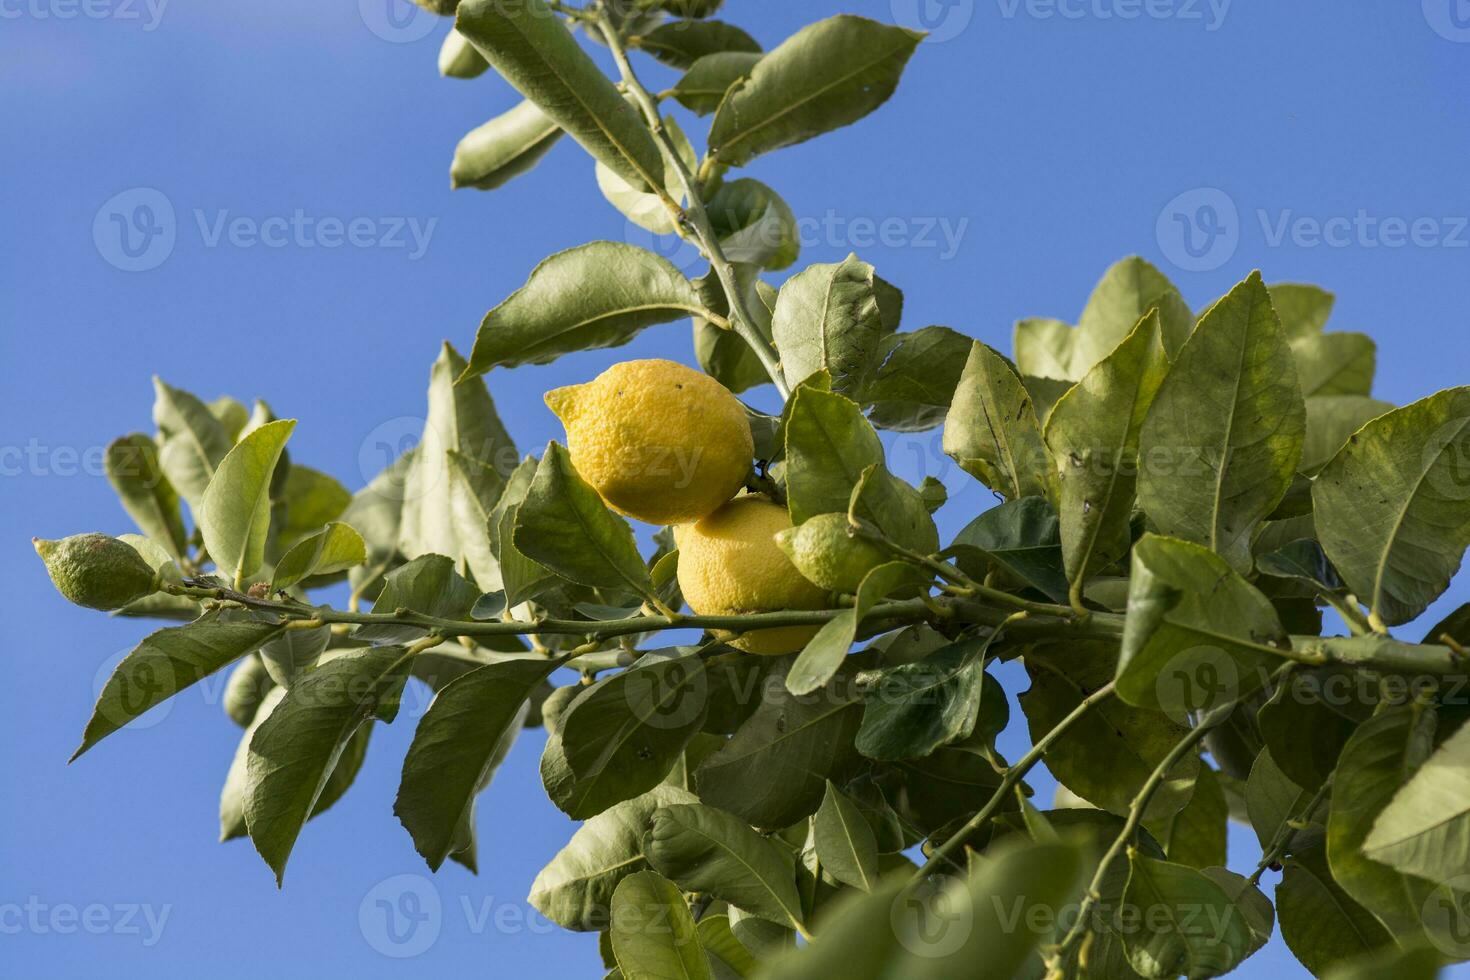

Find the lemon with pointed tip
[[34, 533, 162, 611], [774, 513, 890, 595], [545, 359, 754, 525], [675, 495, 830, 655]]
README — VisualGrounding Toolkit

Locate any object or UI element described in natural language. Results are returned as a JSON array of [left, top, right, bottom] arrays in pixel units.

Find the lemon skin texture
[[675, 495, 830, 655], [774, 512, 890, 595], [545, 359, 754, 526], [33, 533, 162, 611]]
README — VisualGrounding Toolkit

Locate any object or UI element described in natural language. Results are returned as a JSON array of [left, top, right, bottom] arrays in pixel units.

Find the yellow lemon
[[546, 359, 754, 526], [675, 495, 830, 655]]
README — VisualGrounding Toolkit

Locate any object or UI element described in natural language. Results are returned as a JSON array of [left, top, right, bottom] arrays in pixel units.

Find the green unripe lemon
[[774, 512, 890, 595], [34, 533, 162, 611]]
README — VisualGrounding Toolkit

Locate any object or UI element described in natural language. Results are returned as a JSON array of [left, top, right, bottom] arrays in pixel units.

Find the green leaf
[[848, 462, 939, 555], [708, 15, 922, 167], [1022, 645, 1198, 820], [440, 27, 489, 79], [692, 267, 777, 395], [670, 51, 761, 116], [398, 343, 516, 564], [787, 561, 917, 696], [529, 784, 699, 931], [1044, 310, 1169, 599], [446, 449, 508, 592], [609, 870, 712, 979], [1363, 710, 1470, 881], [256, 622, 330, 688], [244, 645, 413, 884], [813, 781, 880, 891], [1277, 843, 1393, 976], [706, 179, 799, 271], [772, 254, 885, 395], [1120, 853, 1260, 979], [1320, 945, 1443, 980], [783, 384, 884, 525], [450, 99, 564, 191], [273, 464, 352, 555], [1327, 701, 1443, 940], [455, 0, 665, 191], [860, 326, 973, 433], [554, 652, 709, 818], [514, 442, 652, 597], [1302, 395, 1394, 475], [633, 19, 760, 69], [1137, 272, 1306, 572], [948, 496, 1069, 604], [657, 0, 723, 18], [105, 434, 187, 560], [597, 114, 696, 235], [1116, 534, 1287, 712], [270, 522, 366, 591], [464, 242, 706, 376], [1245, 747, 1315, 851], [396, 658, 556, 870], [854, 635, 993, 761], [357, 554, 481, 646], [1148, 766, 1228, 869], [943, 342, 1051, 500], [696, 914, 757, 978], [644, 803, 804, 928], [73, 613, 286, 760], [1313, 386, 1470, 626], [151, 377, 232, 509], [198, 418, 295, 588], [694, 657, 863, 829], [1291, 332, 1376, 397], [1269, 282, 1335, 337]]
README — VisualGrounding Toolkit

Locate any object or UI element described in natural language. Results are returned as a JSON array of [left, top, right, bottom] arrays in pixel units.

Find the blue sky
[[3, 1, 1469, 977]]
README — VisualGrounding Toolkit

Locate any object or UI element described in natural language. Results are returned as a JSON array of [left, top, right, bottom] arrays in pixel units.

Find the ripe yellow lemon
[[675, 495, 830, 655], [545, 359, 754, 526]]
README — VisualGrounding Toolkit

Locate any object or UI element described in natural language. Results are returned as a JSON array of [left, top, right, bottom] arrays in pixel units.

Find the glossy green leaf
[[670, 51, 761, 115], [948, 496, 1069, 603], [695, 914, 756, 978], [695, 658, 863, 829], [943, 342, 1050, 500], [783, 384, 884, 525], [1137, 272, 1306, 572], [645, 803, 803, 928], [1313, 386, 1470, 626], [854, 635, 993, 761], [707, 15, 922, 167], [455, 0, 665, 191], [73, 613, 286, 760], [396, 658, 556, 870], [256, 622, 330, 688], [1245, 747, 1315, 851], [706, 179, 799, 271], [446, 449, 507, 592], [633, 19, 759, 69], [1022, 645, 1198, 820], [848, 462, 939, 555], [270, 522, 366, 591], [1119, 853, 1259, 979], [597, 114, 696, 235], [1320, 945, 1443, 980], [514, 442, 651, 596], [860, 325, 973, 432], [772, 255, 885, 395], [1301, 394, 1394, 475], [1269, 282, 1335, 337], [1044, 310, 1169, 598], [439, 27, 489, 79], [691, 267, 777, 395], [358, 554, 481, 646], [198, 419, 294, 588], [529, 784, 699, 931], [451, 99, 563, 191], [151, 377, 232, 509], [1291, 332, 1376, 397], [553, 652, 709, 818], [273, 464, 352, 555], [609, 870, 712, 979], [1277, 843, 1392, 976], [1363, 712, 1470, 881], [1116, 535, 1287, 712], [813, 781, 880, 891], [465, 242, 706, 376], [105, 433, 187, 560], [244, 645, 413, 884], [1148, 766, 1228, 869]]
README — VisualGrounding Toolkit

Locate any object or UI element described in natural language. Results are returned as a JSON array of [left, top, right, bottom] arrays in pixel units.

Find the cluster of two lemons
[[547, 359, 879, 654]]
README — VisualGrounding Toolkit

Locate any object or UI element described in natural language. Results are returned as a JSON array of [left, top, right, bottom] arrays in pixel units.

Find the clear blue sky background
[[3, 1, 1469, 977]]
